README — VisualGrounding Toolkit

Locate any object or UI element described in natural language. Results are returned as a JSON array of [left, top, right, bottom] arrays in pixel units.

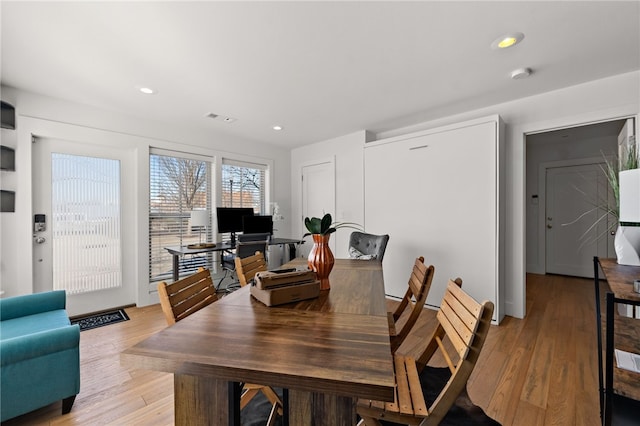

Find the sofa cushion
[[0, 310, 71, 341]]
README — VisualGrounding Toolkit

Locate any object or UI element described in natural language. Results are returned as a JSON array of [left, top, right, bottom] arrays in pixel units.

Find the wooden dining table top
[[121, 258, 396, 402]]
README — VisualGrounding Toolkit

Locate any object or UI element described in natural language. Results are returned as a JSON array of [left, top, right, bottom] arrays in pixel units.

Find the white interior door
[[545, 163, 614, 277], [32, 136, 135, 316], [300, 160, 335, 257]]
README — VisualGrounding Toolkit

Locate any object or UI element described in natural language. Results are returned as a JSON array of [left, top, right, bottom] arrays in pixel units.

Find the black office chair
[[225, 233, 270, 293], [602, 292, 640, 426], [236, 232, 270, 259], [348, 231, 389, 261]]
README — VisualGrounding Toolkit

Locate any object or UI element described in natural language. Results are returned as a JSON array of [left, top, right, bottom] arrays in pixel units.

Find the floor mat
[[71, 309, 130, 331]]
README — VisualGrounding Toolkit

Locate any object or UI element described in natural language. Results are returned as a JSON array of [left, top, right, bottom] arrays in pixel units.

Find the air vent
[[204, 112, 236, 123]]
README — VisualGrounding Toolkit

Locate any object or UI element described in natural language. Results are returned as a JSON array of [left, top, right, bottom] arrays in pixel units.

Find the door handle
[[547, 224, 553, 229], [34, 236, 46, 244]]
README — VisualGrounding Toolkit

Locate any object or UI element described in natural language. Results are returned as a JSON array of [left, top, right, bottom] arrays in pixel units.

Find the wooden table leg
[[288, 390, 356, 426], [174, 374, 239, 426]]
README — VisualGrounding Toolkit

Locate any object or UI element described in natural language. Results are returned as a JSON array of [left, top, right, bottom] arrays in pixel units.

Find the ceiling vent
[[204, 112, 236, 123]]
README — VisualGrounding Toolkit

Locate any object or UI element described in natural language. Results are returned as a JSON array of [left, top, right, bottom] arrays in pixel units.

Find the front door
[[32, 136, 135, 316], [546, 162, 614, 277]]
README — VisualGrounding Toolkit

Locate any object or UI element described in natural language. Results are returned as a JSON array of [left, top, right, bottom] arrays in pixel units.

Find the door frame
[[526, 115, 638, 272]]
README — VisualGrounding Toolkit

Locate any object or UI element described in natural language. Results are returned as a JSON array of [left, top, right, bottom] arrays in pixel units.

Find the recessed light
[[272, 125, 283, 131], [491, 32, 524, 50], [137, 86, 156, 95]]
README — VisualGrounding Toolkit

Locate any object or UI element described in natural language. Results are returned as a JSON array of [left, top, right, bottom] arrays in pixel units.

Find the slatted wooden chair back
[[388, 256, 435, 353], [358, 279, 494, 426], [235, 251, 268, 287], [157, 267, 217, 326]]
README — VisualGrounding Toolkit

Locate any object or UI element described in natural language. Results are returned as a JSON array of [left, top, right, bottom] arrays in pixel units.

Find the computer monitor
[[216, 207, 254, 234], [243, 215, 273, 235]]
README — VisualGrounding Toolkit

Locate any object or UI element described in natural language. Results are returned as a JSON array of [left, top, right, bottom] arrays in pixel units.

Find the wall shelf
[[1, 145, 15, 171], [1, 101, 15, 130], [1, 190, 15, 212]]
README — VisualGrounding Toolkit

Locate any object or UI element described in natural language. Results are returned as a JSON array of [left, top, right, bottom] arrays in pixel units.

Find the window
[[51, 153, 121, 294], [149, 151, 212, 281], [221, 159, 267, 213]]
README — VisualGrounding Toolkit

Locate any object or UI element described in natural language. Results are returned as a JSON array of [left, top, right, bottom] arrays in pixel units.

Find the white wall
[[291, 131, 369, 259], [293, 71, 640, 319], [0, 85, 291, 308]]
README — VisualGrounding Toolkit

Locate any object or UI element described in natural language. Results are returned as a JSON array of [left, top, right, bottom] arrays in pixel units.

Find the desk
[[165, 237, 304, 282], [594, 258, 640, 405], [122, 258, 395, 425]]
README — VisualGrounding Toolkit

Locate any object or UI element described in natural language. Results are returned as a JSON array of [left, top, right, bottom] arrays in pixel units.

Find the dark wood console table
[[593, 257, 640, 416]]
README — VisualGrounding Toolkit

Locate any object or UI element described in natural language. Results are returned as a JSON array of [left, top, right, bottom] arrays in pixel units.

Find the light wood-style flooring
[[4, 274, 604, 426]]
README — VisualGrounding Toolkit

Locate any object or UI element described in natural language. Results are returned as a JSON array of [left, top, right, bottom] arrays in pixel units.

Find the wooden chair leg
[[266, 402, 279, 426], [62, 395, 76, 414], [240, 387, 260, 409], [260, 386, 284, 415]]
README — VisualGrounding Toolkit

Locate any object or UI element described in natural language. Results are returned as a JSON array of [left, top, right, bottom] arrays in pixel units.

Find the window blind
[[221, 159, 266, 214], [149, 151, 212, 282], [51, 153, 122, 294]]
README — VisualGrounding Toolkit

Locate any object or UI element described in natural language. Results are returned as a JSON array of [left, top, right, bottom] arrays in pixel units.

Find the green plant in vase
[[303, 213, 361, 237], [303, 213, 361, 290]]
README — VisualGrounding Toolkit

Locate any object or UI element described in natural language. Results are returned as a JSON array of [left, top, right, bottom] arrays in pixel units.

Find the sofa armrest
[[0, 325, 80, 366], [0, 291, 66, 321]]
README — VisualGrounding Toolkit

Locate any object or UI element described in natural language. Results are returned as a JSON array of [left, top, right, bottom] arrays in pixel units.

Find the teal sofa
[[0, 290, 80, 422]]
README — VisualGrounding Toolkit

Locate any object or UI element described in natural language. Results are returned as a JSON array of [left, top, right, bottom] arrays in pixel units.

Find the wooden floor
[[4, 273, 604, 426]]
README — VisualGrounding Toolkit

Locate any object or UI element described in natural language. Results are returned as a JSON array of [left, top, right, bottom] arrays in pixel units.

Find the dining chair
[[387, 256, 436, 354], [236, 232, 271, 259], [602, 292, 640, 426], [348, 231, 390, 261], [157, 267, 218, 325], [157, 268, 284, 425], [235, 251, 268, 287], [225, 233, 271, 292], [357, 279, 494, 426]]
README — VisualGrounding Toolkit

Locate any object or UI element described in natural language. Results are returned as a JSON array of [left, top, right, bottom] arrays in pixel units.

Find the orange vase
[[308, 234, 335, 290]]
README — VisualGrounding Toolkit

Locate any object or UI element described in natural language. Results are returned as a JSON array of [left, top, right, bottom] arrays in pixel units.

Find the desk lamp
[[189, 210, 211, 249], [617, 169, 640, 266]]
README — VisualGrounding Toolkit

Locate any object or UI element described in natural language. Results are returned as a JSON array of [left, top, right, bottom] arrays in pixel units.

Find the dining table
[[121, 258, 396, 425]]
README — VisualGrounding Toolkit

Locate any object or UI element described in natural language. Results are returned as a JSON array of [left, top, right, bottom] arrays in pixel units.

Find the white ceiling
[[2, 1, 639, 148]]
